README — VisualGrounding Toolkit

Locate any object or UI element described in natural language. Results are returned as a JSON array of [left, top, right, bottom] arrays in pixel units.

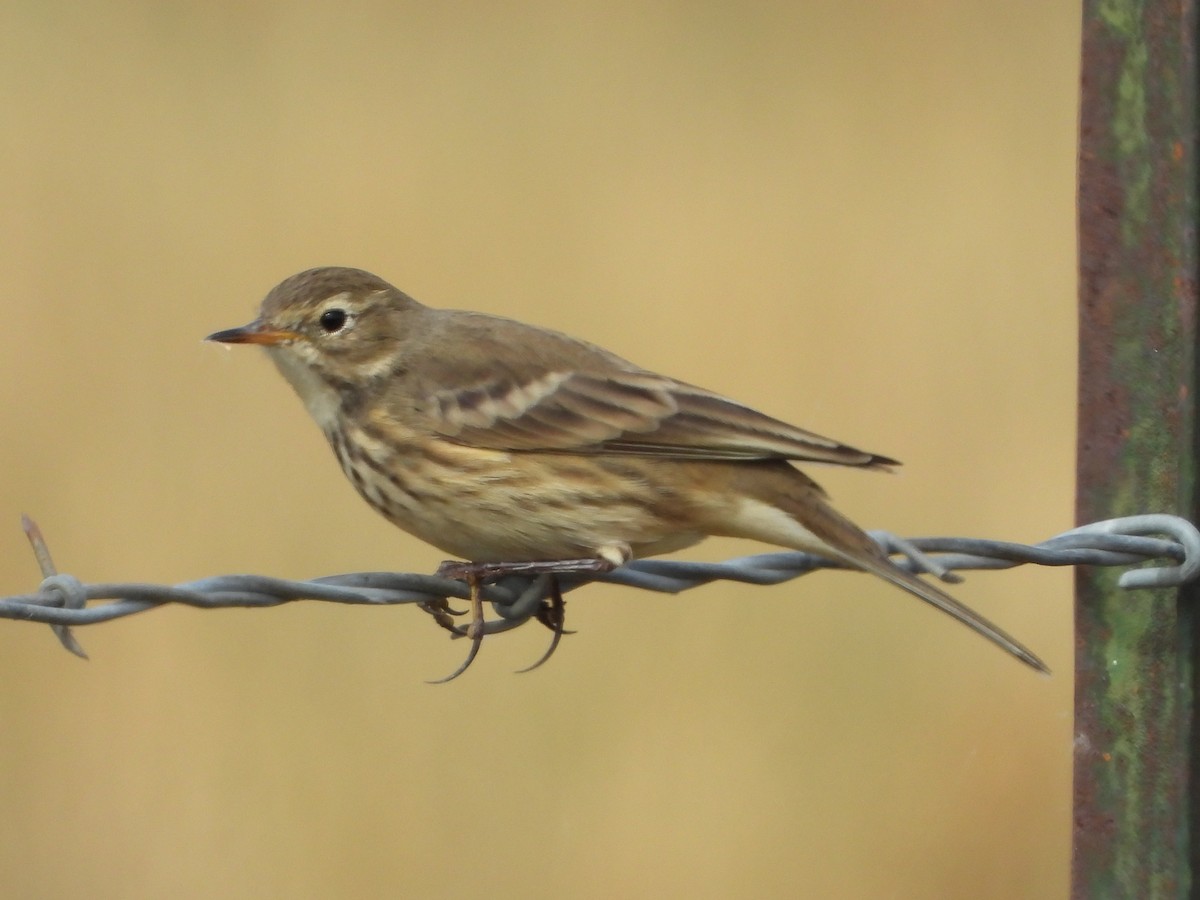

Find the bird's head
[[207, 266, 423, 424]]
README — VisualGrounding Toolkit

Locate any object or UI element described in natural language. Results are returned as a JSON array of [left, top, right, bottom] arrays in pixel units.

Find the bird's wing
[[403, 310, 897, 468], [424, 367, 897, 469]]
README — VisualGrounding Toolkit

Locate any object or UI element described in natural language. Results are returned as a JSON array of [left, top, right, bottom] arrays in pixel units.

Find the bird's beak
[[205, 320, 301, 346]]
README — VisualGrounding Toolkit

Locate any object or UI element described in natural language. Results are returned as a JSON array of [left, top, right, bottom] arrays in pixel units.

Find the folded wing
[[426, 369, 897, 469]]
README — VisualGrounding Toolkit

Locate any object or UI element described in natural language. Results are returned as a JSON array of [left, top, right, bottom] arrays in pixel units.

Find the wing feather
[[426, 368, 896, 469]]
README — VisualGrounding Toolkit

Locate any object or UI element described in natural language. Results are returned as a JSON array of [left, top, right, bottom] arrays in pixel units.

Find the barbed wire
[[2, 514, 1197, 668]]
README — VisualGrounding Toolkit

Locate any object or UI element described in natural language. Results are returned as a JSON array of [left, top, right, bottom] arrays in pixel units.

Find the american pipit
[[207, 266, 1045, 678]]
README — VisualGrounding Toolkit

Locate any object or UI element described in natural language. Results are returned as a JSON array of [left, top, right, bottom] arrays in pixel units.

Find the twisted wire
[[1, 513, 1196, 661]]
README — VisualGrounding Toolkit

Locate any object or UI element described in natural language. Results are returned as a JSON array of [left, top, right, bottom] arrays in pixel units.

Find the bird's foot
[[418, 596, 466, 634], [428, 557, 616, 682], [516, 578, 571, 674], [426, 569, 486, 684]]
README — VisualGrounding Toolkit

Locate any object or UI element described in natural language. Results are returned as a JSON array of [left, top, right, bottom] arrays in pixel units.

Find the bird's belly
[[328, 429, 704, 562]]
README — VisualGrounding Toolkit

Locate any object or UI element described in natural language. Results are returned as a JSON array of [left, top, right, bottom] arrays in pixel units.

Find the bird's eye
[[318, 309, 349, 333]]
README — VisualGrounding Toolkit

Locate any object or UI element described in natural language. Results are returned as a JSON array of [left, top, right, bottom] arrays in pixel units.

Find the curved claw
[[515, 624, 563, 674], [533, 595, 575, 636], [420, 597, 468, 634], [426, 572, 487, 684], [516, 578, 568, 674], [425, 631, 484, 684]]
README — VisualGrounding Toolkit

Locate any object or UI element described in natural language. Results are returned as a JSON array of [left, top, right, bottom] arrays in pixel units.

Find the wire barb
[[2, 514, 1197, 674], [21, 515, 87, 659]]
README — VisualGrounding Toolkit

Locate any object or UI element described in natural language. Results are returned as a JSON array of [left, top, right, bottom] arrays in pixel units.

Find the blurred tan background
[[0, 3, 1079, 898]]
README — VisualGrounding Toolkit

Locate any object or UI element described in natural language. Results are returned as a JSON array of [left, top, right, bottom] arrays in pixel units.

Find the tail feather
[[727, 463, 1048, 672], [846, 548, 1049, 673]]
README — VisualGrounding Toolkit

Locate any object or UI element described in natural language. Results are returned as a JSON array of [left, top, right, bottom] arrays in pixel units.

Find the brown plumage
[[207, 266, 1045, 674]]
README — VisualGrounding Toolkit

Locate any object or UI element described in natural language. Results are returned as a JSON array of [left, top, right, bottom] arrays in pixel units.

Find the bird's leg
[[426, 570, 486, 684]]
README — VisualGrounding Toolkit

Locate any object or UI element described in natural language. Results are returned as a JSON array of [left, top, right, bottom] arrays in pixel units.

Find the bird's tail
[[723, 463, 1049, 673], [838, 542, 1049, 673]]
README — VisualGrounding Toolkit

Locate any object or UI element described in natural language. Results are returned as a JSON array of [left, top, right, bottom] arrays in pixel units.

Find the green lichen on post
[[1099, 0, 1152, 244], [1075, 0, 1198, 896]]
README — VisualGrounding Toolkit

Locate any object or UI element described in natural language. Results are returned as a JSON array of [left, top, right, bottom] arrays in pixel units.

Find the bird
[[207, 266, 1046, 679]]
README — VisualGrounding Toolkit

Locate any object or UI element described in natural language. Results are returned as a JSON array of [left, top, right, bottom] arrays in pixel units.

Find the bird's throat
[[265, 347, 343, 432]]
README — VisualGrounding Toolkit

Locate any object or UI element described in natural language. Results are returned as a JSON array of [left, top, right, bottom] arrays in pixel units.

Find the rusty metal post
[[1074, 0, 1199, 897]]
